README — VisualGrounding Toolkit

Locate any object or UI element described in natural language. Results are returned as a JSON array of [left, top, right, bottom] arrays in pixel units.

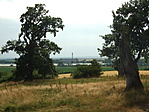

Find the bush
[[0, 72, 13, 83], [72, 60, 103, 78]]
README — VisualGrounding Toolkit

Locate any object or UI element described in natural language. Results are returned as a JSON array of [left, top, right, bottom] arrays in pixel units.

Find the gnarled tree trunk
[[117, 63, 125, 78], [114, 59, 125, 77], [24, 42, 35, 82], [24, 70, 34, 82], [119, 41, 144, 91]]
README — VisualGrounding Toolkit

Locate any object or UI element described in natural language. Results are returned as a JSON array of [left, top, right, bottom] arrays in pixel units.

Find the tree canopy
[[1, 4, 64, 81]]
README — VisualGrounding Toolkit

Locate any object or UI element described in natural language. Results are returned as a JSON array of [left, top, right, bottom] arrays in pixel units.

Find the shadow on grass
[[123, 88, 149, 111]]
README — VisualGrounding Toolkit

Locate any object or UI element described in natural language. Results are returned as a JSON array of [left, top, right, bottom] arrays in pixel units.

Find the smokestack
[[72, 52, 73, 59]]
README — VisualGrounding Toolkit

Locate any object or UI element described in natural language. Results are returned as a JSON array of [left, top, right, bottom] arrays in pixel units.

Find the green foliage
[[4, 106, 16, 112], [1, 4, 64, 81], [72, 60, 103, 78], [99, 0, 149, 67], [0, 72, 13, 83], [0, 71, 7, 77]]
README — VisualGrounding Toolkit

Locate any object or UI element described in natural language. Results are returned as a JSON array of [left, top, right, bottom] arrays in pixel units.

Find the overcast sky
[[0, 0, 129, 59]]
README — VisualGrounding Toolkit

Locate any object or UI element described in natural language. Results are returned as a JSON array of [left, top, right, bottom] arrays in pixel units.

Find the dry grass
[[0, 71, 149, 112], [58, 73, 72, 79], [58, 70, 149, 78], [0, 79, 149, 112], [102, 71, 118, 76], [102, 70, 149, 77]]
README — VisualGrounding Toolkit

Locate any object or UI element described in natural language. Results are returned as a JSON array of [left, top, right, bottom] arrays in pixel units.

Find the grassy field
[[0, 66, 76, 74], [56, 67, 76, 74], [0, 66, 99, 74], [0, 66, 148, 74], [0, 66, 149, 111], [0, 75, 149, 112], [0, 67, 15, 73]]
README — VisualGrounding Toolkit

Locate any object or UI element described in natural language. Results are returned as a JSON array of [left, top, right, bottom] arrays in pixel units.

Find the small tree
[[1, 4, 64, 81], [72, 59, 103, 78]]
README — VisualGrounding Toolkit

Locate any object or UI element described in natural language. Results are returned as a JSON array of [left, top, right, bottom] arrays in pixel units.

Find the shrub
[[0, 72, 13, 83], [72, 59, 103, 78], [0, 71, 7, 77]]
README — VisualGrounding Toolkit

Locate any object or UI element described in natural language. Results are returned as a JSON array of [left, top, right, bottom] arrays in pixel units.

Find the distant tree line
[[1, 58, 149, 67], [0, 59, 15, 64]]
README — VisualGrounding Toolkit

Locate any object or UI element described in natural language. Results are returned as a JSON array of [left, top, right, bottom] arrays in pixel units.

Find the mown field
[[0, 66, 149, 112]]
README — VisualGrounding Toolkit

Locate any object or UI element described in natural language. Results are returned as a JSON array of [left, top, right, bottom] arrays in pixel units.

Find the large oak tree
[[1, 4, 64, 81], [99, 0, 149, 91]]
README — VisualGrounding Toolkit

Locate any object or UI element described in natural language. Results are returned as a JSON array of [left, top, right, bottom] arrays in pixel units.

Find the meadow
[[0, 66, 149, 112], [0, 76, 149, 112]]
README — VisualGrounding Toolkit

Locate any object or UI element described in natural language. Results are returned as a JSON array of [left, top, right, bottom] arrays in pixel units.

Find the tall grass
[[0, 77, 149, 112]]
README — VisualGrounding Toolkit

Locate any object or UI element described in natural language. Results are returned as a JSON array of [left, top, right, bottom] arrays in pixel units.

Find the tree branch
[[135, 49, 142, 62]]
